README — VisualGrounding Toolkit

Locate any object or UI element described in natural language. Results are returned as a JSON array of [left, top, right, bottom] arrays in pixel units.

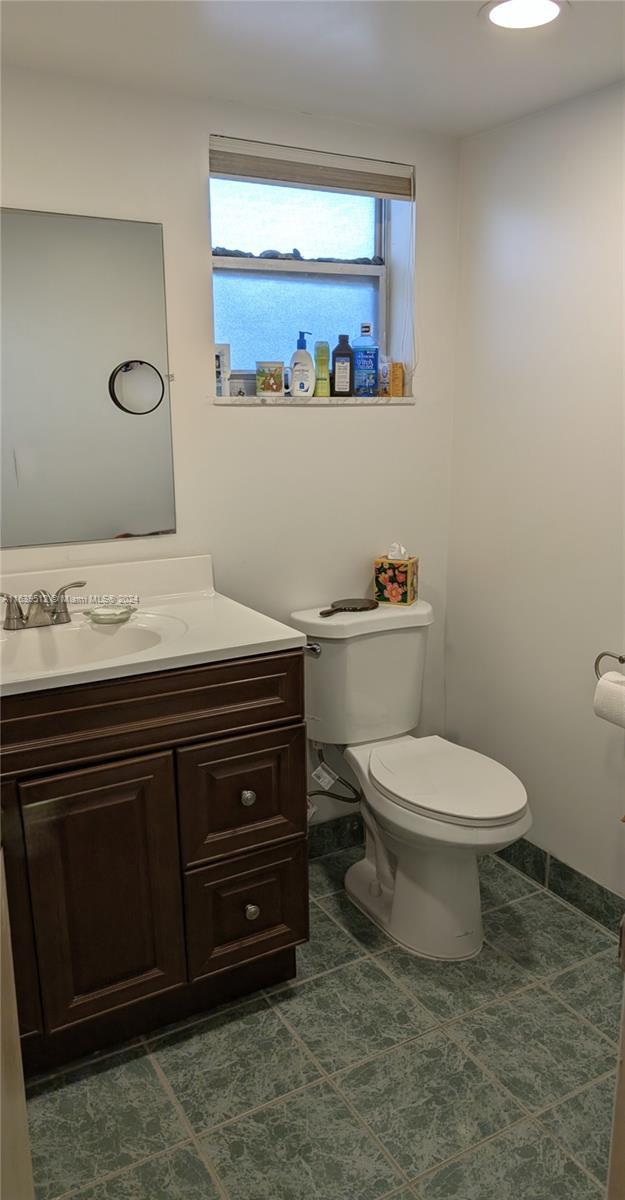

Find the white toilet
[[290, 600, 531, 961]]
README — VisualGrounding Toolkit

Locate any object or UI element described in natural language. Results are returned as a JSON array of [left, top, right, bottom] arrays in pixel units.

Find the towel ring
[[594, 651, 625, 680]]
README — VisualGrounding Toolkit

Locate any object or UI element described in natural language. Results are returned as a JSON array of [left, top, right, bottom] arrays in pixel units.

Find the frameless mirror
[[1, 209, 176, 548]]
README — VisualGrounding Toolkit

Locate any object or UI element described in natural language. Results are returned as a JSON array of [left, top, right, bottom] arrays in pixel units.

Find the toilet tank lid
[[289, 600, 433, 639]]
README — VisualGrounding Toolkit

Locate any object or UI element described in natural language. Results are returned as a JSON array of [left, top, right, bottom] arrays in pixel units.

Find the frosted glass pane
[[213, 271, 377, 370], [210, 180, 376, 260]]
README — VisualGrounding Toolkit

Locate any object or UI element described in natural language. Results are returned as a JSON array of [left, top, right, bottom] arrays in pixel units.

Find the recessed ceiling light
[[485, 0, 562, 28]]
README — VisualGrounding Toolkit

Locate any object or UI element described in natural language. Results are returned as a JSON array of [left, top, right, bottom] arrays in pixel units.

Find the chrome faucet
[[0, 581, 87, 631]]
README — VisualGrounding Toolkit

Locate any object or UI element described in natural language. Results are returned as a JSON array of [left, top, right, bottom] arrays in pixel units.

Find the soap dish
[[85, 605, 137, 625]]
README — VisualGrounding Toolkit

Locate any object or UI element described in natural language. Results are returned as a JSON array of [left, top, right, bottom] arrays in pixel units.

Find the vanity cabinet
[[1, 649, 308, 1074]]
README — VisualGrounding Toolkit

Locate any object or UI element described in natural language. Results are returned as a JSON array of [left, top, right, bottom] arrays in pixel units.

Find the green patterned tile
[[295, 904, 363, 979], [451, 988, 616, 1111], [414, 1120, 602, 1199], [377, 942, 532, 1022], [27, 1039, 144, 1090], [484, 891, 614, 976], [308, 814, 364, 859], [548, 950, 624, 1041], [200, 1080, 400, 1200], [316, 890, 394, 953], [144, 989, 268, 1042], [479, 855, 541, 911], [338, 1030, 521, 1179], [540, 1075, 616, 1184], [75, 1145, 220, 1199], [27, 1048, 185, 1200], [150, 996, 319, 1131], [497, 838, 547, 885], [308, 846, 365, 898], [269, 958, 436, 1072], [548, 857, 625, 935]]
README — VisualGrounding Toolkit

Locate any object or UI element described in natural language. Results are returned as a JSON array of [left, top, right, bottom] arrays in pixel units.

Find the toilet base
[[345, 843, 484, 961]]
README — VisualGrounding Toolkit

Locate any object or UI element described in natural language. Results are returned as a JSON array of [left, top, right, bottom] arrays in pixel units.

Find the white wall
[[0, 68, 459, 752], [448, 85, 624, 896]]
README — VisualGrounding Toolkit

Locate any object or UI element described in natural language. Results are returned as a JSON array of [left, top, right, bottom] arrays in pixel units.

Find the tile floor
[[27, 850, 622, 1200]]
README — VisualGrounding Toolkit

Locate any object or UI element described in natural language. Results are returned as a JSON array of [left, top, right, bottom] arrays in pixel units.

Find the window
[[211, 181, 384, 370], [209, 138, 415, 399]]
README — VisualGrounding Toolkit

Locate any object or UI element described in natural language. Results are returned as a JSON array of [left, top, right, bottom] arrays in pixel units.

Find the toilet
[[290, 600, 531, 961]]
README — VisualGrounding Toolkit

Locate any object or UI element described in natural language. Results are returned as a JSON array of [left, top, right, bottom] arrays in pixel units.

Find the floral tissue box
[[374, 555, 419, 605]]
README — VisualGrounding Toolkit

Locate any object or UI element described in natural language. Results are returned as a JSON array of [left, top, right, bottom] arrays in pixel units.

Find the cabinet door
[[1, 782, 42, 1039], [185, 841, 309, 981], [177, 725, 307, 867], [20, 753, 185, 1032]]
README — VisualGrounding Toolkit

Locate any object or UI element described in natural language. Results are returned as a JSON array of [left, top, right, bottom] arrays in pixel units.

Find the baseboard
[[547, 854, 625, 935], [308, 813, 364, 859], [498, 837, 624, 936], [497, 839, 548, 886]]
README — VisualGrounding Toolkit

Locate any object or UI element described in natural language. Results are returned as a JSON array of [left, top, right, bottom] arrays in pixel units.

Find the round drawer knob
[[240, 789, 257, 807], [245, 903, 261, 921]]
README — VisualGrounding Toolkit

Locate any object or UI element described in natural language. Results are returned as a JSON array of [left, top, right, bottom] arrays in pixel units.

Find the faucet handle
[[0, 592, 25, 630], [52, 580, 87, 602], [51, 580, 87, 623]]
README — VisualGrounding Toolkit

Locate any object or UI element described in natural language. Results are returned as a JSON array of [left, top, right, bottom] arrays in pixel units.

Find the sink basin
[[0, 612, 187, 674], [0, 556, 306, 695]]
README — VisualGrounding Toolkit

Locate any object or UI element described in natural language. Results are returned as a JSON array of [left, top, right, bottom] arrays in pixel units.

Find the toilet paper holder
[[595, 651, 625, 680]]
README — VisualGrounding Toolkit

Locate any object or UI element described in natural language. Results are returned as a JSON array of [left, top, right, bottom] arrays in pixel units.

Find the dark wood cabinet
[[185, 840, 308, 980], [177, 725, 307, 867], [20, 753, 185, 1032], [1, 782, 42, 1039], [1, 650, 307, 1073]]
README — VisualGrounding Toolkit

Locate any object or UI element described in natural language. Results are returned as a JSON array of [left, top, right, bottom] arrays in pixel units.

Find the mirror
[[1, 209, 176, 547], [109, 361, 165, 414]]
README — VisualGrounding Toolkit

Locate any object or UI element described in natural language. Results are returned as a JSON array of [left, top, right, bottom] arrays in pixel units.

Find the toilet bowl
[[344, 735, 530, 959], [290, 600, 531, 961]]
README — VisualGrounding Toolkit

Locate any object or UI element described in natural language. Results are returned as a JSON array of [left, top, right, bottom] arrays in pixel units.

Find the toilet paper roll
[[593, 671, 625, 729]]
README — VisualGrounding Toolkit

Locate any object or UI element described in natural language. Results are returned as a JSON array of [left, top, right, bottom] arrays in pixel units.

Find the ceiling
[[2, 0, 623, 137]]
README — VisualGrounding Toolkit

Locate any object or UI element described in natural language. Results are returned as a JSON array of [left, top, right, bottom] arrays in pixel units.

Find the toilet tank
[[289, 601, 434, 745]]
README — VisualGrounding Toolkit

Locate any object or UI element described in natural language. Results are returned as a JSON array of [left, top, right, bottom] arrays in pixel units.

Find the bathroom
[[0, 1, 623, 1196]]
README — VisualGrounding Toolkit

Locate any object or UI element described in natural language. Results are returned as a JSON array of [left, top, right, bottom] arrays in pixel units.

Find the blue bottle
[[353, 323, 379, 396]]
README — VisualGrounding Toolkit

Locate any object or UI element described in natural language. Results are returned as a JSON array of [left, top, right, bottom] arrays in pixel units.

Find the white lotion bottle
[[289, 331, 315, 398]]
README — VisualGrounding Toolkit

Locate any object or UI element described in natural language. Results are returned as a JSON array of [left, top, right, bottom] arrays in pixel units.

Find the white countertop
[[0, 555, 306, 695]]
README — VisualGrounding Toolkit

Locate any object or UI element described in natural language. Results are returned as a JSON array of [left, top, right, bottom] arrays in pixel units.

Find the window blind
[[209, 136, 414, 201]]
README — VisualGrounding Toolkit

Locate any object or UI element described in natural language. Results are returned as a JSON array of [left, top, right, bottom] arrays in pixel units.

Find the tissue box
[[374, 556, 419, 605]]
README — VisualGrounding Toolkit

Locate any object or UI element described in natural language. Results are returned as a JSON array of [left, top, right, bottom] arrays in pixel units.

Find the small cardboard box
[[374, 555, 419, 605], [390, 362, 404, 397]]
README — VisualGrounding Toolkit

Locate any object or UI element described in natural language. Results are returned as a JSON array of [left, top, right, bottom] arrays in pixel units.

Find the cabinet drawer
[[20, 753, 186, 1032], [1, 652, 303, 779], [185, 842, 308, 980], [177, 725, 307, 867]]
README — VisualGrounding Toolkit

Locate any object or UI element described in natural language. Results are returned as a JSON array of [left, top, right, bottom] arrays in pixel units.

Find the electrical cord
[[307, 746, 362, 805], [307, 788, 361, 803]]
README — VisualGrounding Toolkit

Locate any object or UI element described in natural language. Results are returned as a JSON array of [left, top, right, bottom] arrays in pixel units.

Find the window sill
[[213, 394, 416, 407]]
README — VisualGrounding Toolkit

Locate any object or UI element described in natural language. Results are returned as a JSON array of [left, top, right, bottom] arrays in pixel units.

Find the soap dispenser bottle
[[289, 331, 315, 398]]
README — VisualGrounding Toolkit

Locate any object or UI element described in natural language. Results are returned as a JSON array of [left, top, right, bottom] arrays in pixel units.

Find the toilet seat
[[368, 735, 528, 828]]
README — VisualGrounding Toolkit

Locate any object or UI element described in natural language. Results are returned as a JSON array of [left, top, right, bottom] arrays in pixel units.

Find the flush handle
[[240, 789, 257, 807], [245, 903, 261, 921]]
